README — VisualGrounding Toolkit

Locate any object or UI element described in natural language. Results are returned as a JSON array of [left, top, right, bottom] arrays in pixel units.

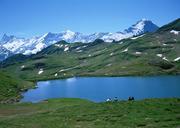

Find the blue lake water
[[21, 76, 180, 103]]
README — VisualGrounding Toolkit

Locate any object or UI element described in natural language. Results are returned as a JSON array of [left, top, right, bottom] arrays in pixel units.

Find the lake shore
[[1, 74, 180, 104]]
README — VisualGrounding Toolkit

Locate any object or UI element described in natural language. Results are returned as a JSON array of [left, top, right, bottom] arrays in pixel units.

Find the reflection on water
[[66, 77, 77, 83]]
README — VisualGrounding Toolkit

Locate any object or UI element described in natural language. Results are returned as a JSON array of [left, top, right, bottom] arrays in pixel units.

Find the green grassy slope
[[0, 71, 20, 102], [0, 98, 179, 128], [2, 29, 180, 82], [0, 71, 33, 103], [158, 18, 180, 31]]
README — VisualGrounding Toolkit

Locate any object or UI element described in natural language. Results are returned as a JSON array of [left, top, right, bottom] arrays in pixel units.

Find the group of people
[[128, 96, 135, 101], [106, 96, 135, 102]]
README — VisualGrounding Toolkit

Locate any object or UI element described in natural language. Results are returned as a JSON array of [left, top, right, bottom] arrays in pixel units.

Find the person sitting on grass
[[114, 97, 118, 102], [128, 96, 135, 101]]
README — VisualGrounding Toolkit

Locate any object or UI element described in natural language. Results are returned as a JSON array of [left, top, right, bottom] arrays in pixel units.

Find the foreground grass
[[0, 98, 179, 128]]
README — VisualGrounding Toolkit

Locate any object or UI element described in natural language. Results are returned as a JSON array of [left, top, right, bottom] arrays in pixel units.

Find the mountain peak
[[42, 32, 55, 38], [124, 19, 159, 35], [62, 30, 76, 40], [1, 34, 15, 43]]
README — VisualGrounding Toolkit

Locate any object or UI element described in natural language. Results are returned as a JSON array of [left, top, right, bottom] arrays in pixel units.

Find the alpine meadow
[[0, 0, 180, 128]]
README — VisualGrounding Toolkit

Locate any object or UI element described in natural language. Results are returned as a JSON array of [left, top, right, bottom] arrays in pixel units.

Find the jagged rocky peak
[[1, 34, 16, 43]]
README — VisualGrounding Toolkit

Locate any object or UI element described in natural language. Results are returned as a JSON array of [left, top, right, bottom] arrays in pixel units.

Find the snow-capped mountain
[[0, 19, 159, 60], [124, 19, 159, 35], [0, 45, 13, 61]]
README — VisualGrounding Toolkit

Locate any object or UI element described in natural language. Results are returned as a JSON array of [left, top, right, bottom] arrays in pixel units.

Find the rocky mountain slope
[[0, 46, 13, 61]]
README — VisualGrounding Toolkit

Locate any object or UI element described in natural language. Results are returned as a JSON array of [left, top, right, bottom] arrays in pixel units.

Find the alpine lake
[[21, 76, 180, 103]]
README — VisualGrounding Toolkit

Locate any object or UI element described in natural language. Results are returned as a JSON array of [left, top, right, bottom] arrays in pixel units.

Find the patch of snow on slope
[[110, 53, 114, 56], [59, 66, 79, 72], [122, 48, 128, 53], [38, 69, 44, 75], [77, 50, 82, 52], [131, 34, 145, 40], [106, 63, 112, 67], [163, 57, 169, 61], [54, 44, 63, 48], [21, 65, 25, 69], [135, 52, 142, 55], [64, 47, 69, 52], [174, 57, 180, 62], [157, 54, 163, 57], [170, 30, 179, 35], [76, 47, 81, 50], [119, 42, 123, 44]]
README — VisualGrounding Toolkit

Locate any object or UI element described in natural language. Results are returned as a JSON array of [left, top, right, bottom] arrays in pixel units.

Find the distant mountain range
[[0, 18, 180, 80], [0, 19, 159, 61]]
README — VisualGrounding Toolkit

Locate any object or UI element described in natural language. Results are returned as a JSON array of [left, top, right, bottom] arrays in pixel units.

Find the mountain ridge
[[0, 19, 159, 60]]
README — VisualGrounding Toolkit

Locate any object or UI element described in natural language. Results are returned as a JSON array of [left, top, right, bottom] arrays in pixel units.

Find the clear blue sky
[[0, 0, 179, 38]]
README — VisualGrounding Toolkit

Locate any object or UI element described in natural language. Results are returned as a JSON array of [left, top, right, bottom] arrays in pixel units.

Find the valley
[[0, 0, 180, 127], [0, 18, 180, 103]]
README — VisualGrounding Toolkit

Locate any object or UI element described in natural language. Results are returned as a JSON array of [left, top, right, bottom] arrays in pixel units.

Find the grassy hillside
[[1, 30, 180, 82], [0, 71, 33, 103], [158, 18, 180, 32], [0, 98, 179, 128]]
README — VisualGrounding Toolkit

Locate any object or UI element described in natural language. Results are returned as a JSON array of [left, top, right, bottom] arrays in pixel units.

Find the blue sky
[[0, 0, 179, 38]]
